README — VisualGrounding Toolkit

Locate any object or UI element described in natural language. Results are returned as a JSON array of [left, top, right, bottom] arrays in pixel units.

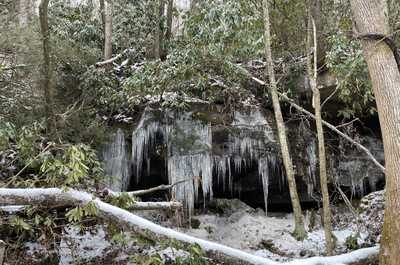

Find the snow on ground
[[58, 226, 112, 265], [182, 199, 361, 262]]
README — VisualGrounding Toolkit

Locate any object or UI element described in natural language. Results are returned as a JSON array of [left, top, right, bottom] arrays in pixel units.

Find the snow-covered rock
[[359, 190, 385, 244]]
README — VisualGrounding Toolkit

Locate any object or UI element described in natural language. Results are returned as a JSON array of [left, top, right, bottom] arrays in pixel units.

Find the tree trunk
[[39, 0, 54, 133], [307, 10, 334, 255], [0, 240, 4, 265], [154, 0, 165, 60], [104, 0, 113, 61], [18, 0, 28, 27], [166, 0, 173, 43], [99, 0, 106, 30], [262, 0, 306, 240], [349, 1, 400, 264]]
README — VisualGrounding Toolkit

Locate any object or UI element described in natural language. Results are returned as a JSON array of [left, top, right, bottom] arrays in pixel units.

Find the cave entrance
[[209, 159, 320, 212], [128, 132, 169, 202]]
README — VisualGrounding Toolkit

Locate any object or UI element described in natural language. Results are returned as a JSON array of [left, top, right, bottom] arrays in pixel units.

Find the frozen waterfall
[[103, 129, 131, 192], [130, 107, 282, 215]]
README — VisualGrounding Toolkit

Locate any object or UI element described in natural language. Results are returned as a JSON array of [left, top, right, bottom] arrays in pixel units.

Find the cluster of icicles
[[129, 107, 282, 216], [103, 107, 318, 216]]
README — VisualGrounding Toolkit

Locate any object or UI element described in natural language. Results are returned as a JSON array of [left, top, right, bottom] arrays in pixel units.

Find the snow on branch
[[0, 188, 378, 265]]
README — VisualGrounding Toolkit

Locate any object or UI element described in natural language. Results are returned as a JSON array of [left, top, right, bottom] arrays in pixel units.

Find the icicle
[[131, 108, 165, 183], [258, 157, 270, 215], [166, 111, 213, 215], [103, 129, 130, 191], [306, 139, 317, 197]]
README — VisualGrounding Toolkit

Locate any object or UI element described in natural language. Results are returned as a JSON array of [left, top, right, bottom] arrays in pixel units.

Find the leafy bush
[[326, 32, 376, 118]]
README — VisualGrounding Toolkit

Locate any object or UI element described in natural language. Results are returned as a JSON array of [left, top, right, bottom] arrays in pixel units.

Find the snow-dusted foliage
[[102, 129, 131, 191]]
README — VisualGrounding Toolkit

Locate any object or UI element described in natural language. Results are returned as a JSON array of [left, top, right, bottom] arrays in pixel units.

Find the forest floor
[[3, 195, 380, 265]]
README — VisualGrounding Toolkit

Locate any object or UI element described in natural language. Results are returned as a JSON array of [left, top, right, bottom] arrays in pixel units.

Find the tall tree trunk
[[18, 0, 28, 27], [99, 0, 106, 30], [166, 0, 173, 43], [350, 1, 400, 264], [104, 0, 113, 61], [39, 0, 53, 132], [154, 0, 165, 60], [307, 11, 334, 255], [262, 0, 306, 240]]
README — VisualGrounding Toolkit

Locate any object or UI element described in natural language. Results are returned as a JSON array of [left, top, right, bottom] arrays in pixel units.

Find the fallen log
[[0, 191, 181, 211], [0, 188, 379, 265], [95, 48, 135, 67]]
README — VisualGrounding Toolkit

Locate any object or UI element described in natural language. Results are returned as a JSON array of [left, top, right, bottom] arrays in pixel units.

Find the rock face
[[102, 102, 385, 214]]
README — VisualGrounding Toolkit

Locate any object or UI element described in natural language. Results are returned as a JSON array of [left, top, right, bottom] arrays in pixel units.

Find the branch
[[108, 178, 194, 197], [1, 64, 33, 71], [236, 65, 385, 172], [95, 48, 135, 67], [0, 188, 379, 265]]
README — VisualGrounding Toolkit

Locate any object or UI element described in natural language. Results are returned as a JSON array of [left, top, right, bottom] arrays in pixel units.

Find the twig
[[336, 118, 360, 129]]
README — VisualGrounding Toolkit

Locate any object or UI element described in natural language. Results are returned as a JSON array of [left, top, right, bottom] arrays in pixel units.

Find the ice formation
[[103, 129, 131, 191], [130, 106, 283, 214], [306, 139, 317, 197]]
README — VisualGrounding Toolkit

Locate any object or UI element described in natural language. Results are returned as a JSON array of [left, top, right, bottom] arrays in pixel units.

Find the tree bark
[[104, 0, 113, 61], [262, 0, 306, 240], [0, 188, 380, 265], [349, 1, 400, 264], [154, 0, 165, 60], [166, 0, 173, 43], [39, 0, 54, 132], [99, 0, 106, 30], [18, 0, 28, 27], [307, 10, 334, 255]]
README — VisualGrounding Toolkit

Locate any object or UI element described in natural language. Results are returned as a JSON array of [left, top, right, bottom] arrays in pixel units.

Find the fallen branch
[[108, 178, 193, 197], [0, 188, 379, 265], [278, 93, 385, 173], [237, 65, 385, 173], [95, 48, 135, 67], [126, 201, 182, 210]]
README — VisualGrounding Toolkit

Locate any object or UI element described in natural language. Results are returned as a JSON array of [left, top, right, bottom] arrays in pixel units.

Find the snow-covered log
[[0, 189, 182, 211], [0, 188, 379, 265], [283, 246, 379, 265]]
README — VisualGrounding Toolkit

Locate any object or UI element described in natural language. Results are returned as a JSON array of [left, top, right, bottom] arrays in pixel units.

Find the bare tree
[[39, 0, 54, 132], [104, 0, 113, 60], [350, 0, 400, 264], [306, 7, 334, 255], [262, 0, 306, 240]]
